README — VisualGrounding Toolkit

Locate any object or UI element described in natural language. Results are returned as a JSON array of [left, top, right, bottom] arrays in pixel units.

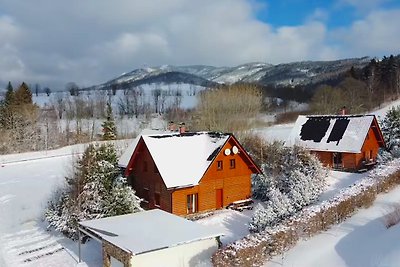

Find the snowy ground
[[32, 83, 205, 111], [256, 123, 294, 142], [0, 138, 374, 267], [265, 185, 400, 267], [0, 141, 130, 267], [195, 170, 371, 248]]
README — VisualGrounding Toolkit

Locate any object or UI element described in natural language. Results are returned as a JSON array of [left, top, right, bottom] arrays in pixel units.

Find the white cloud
[[0, 15, 27, 81], [0, 0, 397, 88], [333, 9, 400, 56]]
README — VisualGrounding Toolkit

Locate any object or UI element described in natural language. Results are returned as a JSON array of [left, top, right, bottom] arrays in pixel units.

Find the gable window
[[187, 193, 198, 214], [230, 159, 236, 169], [143, 161, 148, 172], [217, 160, 223, 171]]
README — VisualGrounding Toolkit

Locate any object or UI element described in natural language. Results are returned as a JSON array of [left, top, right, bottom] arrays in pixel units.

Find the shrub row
[[212, 160, 400, 266]]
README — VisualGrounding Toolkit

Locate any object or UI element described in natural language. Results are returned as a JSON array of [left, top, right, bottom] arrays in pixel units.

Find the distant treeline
[[256, 54, 400, 114]]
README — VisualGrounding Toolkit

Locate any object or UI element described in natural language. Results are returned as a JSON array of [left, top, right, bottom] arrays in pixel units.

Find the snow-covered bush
[[377, 147, 394, 164], [381, 106, 400, 156], [250, 203, 277, 233], [45, 143, 141, 239], [250, 143, 327, 232]]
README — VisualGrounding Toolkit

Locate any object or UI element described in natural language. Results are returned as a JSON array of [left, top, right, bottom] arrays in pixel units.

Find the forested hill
[[84, 57, 370, 91]]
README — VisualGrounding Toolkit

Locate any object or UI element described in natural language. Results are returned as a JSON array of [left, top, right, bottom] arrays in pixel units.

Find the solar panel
[[300, 117, 330, 142], [327, 118, 350, 145]]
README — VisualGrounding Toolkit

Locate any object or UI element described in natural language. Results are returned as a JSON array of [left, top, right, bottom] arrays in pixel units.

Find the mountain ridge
[[84, 57, 371, 91]]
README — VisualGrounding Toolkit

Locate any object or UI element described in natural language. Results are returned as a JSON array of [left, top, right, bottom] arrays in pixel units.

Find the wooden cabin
[[287, 115, 385, 172], [123, 132, 261, 216]]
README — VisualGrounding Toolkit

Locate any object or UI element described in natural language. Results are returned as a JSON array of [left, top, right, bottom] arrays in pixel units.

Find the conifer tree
[[45, 143, 142, 239], [101, 102, 117, 140], [14, 82, 32, 105], [381, 105, 400, 154], [5, 81, 14, 106]]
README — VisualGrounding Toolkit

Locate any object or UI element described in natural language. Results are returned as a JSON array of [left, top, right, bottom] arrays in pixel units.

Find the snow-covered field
[[0, 154, 78, 266], [33, 83, 204, 111]]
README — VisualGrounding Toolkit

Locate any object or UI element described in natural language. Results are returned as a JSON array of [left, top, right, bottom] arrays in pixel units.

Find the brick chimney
[[340, 106, 347, 115], [168, 121, 177, 132], [179, 122, 186, 134]]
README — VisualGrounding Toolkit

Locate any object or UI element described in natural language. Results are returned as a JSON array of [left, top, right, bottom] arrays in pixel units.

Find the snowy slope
[[265, 185, 400, 267], [372, 98, 400, 119]]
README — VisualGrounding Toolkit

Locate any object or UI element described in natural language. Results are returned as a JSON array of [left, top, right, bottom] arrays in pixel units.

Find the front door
[[333, 152, 343, 169], [216, 189, 223, 209]]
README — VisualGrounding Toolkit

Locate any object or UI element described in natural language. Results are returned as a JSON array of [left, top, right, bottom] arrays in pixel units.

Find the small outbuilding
[[287, 114, 385, 171], [78, 209, 224, 267]]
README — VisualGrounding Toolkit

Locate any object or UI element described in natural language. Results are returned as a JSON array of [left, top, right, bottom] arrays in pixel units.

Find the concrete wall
[[131, 238, 218, 267], [103, 240, 132, 267]]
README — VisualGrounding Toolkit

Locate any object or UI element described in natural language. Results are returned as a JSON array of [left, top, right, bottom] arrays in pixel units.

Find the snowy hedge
[[213, 159, 400, 267], [45, 143, 142, 239]]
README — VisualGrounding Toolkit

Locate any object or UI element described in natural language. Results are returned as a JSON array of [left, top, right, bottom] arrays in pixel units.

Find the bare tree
[[52, 92, 65, 119], [193, 84, 263, 133], [159, 90, 168, 114], [93, 90, 107, 118], [152, 87, 162, 114]]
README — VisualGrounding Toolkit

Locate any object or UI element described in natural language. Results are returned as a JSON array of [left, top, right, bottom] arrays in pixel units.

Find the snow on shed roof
[[142, 132, 230, 188], [79, 209, 224, 255], [118, 129, 166, 168], [287, 115, 375, 153]]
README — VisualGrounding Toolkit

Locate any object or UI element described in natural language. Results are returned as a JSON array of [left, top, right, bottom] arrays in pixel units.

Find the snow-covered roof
[[287, 115, 376, 153], [142, 132, 230, 188], [79, 209, 224, 255], [118, 129, 166, 168]]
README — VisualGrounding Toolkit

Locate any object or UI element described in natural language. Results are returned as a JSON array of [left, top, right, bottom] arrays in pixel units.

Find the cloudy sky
[[1, 0, 399, 89]]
